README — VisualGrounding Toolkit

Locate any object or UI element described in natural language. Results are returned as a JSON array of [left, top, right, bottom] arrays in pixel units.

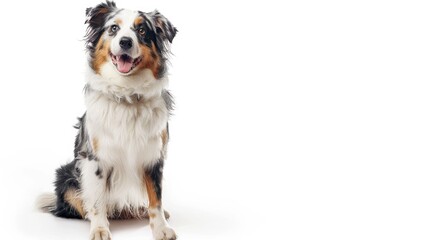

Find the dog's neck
[[84, 85, 144, 104], [85, 67, 168, 104]]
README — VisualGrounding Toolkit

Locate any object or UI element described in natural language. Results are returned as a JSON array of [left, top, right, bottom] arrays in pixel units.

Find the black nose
[[119, 37, 133, 50]]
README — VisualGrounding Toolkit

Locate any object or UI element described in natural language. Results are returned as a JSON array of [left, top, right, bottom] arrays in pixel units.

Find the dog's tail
[[35, 193, 57, 213]]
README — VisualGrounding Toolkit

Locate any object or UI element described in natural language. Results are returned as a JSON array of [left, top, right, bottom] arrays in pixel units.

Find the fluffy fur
[[36, 1, 178, 240]]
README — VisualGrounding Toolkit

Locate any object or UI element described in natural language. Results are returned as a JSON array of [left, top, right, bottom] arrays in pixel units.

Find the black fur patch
[[88, 153, 98, 161], [134, 17, 157, 49], [95, 167, 103, 178], [52, 159, 82, 219], [146, 160, 164, 201], [162, 90, 175, 113]]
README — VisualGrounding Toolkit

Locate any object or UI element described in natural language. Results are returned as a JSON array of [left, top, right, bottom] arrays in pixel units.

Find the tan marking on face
[[114, 18, 122, 25], [92, 38, 110, 74], [144, 175, 160, 208], [137, 42, 160, 78], [92, 138, 99, 153], [64, 189, 85, 218], [150, 223, 154, 228], [98, 8, 109, 14], [149, 213, 156, 218], [134, 16, 144, 26], [150, 43, 161, 77]]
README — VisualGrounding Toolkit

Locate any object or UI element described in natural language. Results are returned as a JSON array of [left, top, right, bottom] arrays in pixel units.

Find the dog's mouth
[[110, 53, 142, 74]]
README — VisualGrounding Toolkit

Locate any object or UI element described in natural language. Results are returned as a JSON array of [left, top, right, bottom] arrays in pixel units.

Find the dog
[[36, 1, 178, 240]]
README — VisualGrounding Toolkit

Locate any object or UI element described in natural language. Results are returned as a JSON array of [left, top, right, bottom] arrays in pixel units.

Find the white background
[[0, 0, 428, 239]]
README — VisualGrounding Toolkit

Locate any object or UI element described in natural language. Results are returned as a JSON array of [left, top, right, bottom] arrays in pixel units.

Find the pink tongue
[[117, 58, 133, 73]]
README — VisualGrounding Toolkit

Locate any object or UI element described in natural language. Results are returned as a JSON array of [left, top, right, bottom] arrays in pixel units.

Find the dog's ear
[[85, 1, 117, 52], [85, 1, 117, 28], [148, 10, 177, 43]]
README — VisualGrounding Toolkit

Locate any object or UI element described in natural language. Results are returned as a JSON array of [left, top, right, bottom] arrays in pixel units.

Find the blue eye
[[110, 25, 119, 33]]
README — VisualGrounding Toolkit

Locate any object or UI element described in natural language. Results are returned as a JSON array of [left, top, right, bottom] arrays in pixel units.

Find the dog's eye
[[110, 25, 119, 33], [138, 28, 145, 35]]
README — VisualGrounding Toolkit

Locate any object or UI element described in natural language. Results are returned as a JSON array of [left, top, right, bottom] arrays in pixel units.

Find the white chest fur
[[82, 69, 169, 212], [85, 91, 168, 166], [85, 68, 169, 165]]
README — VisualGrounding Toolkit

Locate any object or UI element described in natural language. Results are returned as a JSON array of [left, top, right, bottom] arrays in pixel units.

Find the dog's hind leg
[[41, 159, 85, 219]]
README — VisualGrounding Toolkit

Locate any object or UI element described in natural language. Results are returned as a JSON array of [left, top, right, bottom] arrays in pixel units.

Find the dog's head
[[85, 1, 177, 78]]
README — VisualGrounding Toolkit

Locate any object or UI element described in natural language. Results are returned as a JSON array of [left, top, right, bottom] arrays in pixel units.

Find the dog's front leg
[[144, 161, 177, 240], [81, 160, 112, 240]]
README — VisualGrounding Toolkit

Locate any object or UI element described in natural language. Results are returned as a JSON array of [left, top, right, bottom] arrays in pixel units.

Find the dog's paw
[[90, 227, 112, 240], [153, 225, 177, 240]]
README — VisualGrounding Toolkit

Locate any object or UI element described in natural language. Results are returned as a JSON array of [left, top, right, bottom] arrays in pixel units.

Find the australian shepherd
[[36, 1, 178, 240]]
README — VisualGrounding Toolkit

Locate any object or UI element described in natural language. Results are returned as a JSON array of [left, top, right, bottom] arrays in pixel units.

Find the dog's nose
[[119, 37, 133, 50]]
